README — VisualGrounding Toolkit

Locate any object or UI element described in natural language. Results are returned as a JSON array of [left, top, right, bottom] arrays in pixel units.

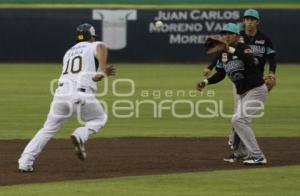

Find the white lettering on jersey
[[255, 40, 265, 44]]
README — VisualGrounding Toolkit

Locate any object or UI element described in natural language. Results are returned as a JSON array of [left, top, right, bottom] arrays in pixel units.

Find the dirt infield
[[1, 137, 300, 185]]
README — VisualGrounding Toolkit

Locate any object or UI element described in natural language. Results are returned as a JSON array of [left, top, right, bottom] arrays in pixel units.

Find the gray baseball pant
[[228, 84, 248, 157], [231, 84, 268, 158]]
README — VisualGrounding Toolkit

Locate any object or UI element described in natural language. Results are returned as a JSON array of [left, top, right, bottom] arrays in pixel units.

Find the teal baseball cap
[[220, 23, 240, 35], [243, 9, 260, 20]]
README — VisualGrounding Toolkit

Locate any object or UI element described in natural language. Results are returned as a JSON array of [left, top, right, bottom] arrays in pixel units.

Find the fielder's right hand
[[196, 81, 207, 91], [92, 65, 116, 82]]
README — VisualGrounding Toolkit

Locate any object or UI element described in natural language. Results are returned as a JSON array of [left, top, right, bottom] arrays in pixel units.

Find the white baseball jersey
[[59, 41, 105, 91]]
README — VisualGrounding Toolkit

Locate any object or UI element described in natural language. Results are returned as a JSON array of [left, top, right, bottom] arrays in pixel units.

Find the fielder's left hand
[[204, 35, 228, 55]]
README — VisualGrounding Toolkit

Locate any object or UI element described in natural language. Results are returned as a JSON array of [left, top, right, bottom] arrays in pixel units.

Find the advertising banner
[[0, 9, 299, 62]]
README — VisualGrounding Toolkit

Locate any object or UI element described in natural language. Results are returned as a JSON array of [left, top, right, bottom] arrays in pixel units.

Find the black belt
[[78, 88, 86, 92], [58, 83, 86, 92]]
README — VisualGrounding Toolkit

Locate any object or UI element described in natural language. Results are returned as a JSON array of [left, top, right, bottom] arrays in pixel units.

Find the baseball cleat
[[243, 157, 267, 165], [70, 135, 87, 160], [223, 154, 248, 163], [18, 165, 33, 172], [228, 140, 234, 150]]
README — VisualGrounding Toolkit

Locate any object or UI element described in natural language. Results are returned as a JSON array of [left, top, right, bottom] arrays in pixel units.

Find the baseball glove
[[204, 35, 228, 55], [264, 74, 276, 92]]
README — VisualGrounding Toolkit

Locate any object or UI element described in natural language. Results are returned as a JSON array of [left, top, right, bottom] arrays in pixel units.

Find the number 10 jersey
[[59, 41, 104, 91]]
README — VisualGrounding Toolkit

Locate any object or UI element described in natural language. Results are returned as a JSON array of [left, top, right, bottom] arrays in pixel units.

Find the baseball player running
[[198, 23, 267, 165], [203, 9, 277, 161], [18, 23, 115, 172]]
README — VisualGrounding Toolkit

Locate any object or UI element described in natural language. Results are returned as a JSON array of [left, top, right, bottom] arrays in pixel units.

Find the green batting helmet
[[76, 23, 97, 42]]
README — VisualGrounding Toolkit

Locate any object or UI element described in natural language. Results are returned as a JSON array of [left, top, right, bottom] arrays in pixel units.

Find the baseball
[[155, 20, 164, 28]]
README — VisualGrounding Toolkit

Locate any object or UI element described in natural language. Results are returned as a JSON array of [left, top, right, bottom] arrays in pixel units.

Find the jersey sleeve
[[207, 53, 221, 70], [62, 52, 67, 64], [265, 37, 276, 55], [207, 64, 226, 84], [91, 41, 106, 57], [265, 37, 277, 73], [233, 44, 255, 67]]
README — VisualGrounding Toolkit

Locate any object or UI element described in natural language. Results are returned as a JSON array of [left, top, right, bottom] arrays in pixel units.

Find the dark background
[[0, 9, 299, 63]]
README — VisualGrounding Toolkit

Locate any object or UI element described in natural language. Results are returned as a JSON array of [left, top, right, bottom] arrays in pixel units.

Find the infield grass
[[0, 165, 299, 196], [0, 63, 299, 195]]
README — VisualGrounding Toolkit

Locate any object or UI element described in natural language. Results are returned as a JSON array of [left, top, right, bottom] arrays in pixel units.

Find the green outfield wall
[[0, 0, 300, 4], [0, 8, 299, 62]]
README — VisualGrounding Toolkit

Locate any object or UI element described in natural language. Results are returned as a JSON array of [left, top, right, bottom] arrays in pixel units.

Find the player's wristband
[[203, 79, 209, 85], [98, 71, 107, 77]]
